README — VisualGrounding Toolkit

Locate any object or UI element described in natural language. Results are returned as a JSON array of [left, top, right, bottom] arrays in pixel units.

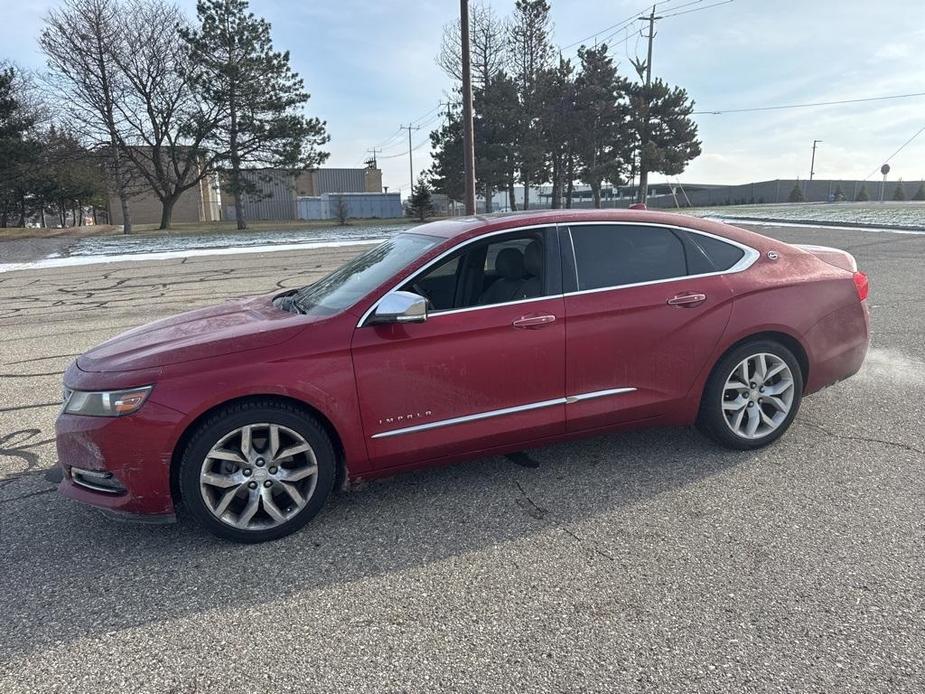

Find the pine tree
[[892, 180, 906, 200], [509, 0, 554, 209], [0, 65, 41, 228], [913, 181, 925, 201], [181, 0, 329, 230], [475, 72, 520, 212], [428, 104, 465, 204], [407, 176, 433, 222], [627, 77, 701, 198], [856, 185, 869, 201], [788, 182, 805, 203], [537, 57, 577, 209], [573, 44, 630, 208]]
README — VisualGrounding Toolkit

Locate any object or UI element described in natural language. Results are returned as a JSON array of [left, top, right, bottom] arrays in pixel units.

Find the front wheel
[[178, 399, 336, 543], [697, 340, 803, 450]]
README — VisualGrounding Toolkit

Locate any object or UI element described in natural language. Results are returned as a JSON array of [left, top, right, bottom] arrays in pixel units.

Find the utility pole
[[399, 124, 421, 195], [636, 5, 662, 204], [460, 0, 477, 215], [809, 139, 822, 181], [365, 147, 381, 169]]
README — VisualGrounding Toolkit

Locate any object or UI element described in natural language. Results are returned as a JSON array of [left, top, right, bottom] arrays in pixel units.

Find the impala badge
[[378, 410, 432, 426]]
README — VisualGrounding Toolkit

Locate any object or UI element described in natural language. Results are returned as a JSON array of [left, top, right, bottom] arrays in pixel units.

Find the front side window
[[569, 225, 687, 291], [293, 233, 441, 316], [402, 229, 552, 312]]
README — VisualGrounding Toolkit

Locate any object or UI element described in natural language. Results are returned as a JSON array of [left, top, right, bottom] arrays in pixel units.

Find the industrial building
[[108, 164, 397, 226]]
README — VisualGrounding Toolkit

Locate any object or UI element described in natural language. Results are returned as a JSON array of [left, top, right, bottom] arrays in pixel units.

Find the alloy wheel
[[199, 423, 319, 530], [721, 352, 795, 440]]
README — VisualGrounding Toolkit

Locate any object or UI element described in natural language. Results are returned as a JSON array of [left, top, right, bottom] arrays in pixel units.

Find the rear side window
[[685, 232, 745, 273], [569, 225, 687, 290]]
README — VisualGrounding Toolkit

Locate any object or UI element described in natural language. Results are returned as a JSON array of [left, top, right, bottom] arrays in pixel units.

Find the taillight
[[852, 271, 869, 301]]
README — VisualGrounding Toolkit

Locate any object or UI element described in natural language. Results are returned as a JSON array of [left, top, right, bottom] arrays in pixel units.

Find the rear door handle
[[667, 293, 707, 307], [512, 314, 557, 329]]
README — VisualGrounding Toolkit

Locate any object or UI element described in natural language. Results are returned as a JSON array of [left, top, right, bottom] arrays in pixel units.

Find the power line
[[561, 0, 726, 51], [377, 139, 429, 160], [863, 124, 925, 180], [661, 0, 734, 19], [694, 91, 925, 115]]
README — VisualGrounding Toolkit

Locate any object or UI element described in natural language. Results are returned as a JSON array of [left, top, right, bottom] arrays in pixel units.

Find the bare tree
[[437, 2, 509, 88], [111, 0, 221, 229], [41, 0, 136, 232]]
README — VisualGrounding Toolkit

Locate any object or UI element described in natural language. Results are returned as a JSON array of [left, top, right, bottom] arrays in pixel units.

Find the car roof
[[404, 208, 758, 246]]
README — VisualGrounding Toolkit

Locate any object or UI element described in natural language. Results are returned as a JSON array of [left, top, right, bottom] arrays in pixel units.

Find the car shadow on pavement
[[0, 425, 756, 661]]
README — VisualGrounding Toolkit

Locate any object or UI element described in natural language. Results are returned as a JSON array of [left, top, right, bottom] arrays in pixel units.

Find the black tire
[[696, 339, 803, 450], [178, 398, 336, 543]]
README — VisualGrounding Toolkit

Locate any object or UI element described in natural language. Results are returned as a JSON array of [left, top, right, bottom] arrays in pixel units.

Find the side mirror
[[371, 290, 428, 324]]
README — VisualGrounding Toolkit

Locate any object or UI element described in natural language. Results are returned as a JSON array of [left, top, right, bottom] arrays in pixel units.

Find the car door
[[561, 222, 751, 432], [351, 226, 566, 469]]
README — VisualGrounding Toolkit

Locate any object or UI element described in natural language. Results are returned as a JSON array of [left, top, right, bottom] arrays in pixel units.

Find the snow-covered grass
[[683, 201, 925, 229]]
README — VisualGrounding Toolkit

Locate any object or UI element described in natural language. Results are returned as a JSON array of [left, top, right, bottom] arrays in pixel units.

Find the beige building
[[109, 173, 221, 226], [109, 162, 382, 225]]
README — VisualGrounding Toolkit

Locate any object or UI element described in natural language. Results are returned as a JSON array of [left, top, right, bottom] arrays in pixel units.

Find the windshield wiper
[[274, 291, 306, 314]]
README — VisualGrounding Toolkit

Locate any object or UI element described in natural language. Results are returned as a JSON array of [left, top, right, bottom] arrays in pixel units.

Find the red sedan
[[56, 209, 870, 542]]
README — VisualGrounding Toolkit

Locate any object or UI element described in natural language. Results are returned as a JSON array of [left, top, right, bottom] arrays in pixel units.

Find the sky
[[3, 0, 925, 195]]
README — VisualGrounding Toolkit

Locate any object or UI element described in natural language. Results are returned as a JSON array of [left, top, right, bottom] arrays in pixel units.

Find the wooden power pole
[[636, 5, 661, 204], [460, 0, 477, 215]]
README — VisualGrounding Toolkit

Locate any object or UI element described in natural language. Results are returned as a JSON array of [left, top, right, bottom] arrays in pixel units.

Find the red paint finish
[[55, 209, 870, 519]]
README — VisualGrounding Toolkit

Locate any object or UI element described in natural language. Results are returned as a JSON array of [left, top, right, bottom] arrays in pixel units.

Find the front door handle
[[512, 314, 557, 329], [667, 292, 707, 307]]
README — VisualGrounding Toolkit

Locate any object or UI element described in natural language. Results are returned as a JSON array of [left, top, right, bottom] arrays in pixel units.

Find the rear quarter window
[[685, 232, 745, 273]]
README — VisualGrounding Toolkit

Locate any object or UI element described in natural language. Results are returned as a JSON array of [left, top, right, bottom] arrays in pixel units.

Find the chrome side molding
[[371, 388, 637, 439]]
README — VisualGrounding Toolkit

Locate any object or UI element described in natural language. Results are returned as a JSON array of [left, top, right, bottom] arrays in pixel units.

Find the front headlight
[[63, 386, 153, 417]]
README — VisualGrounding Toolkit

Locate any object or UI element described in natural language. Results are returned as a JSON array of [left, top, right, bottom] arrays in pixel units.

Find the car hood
[[77, 294, 309, 372]]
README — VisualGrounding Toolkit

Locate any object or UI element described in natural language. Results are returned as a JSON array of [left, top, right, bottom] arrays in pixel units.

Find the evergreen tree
[[788, 182, 805, 203], [428, 104, 465, 204], [181, 0, 329, 230], [509, 0, 554, 209], [626, 77, 701, 197], [407, 176, 433, 222], [537, 56, 577, 208], [913, 181, 925, 201], [892, 181, 906, 200], [856, 184, 869, 201], [475, 72, 520, 212], [0, 65, 42, 228], [573, 44, 630, 208]]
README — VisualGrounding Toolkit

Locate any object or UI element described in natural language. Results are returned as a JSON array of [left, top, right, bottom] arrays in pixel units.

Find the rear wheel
[[697, 339, 803, 450], [178, 399, 335, 543]]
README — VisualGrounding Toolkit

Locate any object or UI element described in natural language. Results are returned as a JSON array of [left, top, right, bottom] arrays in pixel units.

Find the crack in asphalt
[[0, 402, 59, 413], [0, 487, 56, 505], [0, 371, 61, 378], [3, 353, 80, 365], [514, 479, 615, 562], [799, 420, 925, 456]]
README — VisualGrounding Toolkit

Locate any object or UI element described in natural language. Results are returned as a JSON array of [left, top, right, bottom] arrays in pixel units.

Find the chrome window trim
[[370, 387, 637, 439], [563, 221, 759, 297], [356, 223, 557, 328], [356, 220, 758, 327]]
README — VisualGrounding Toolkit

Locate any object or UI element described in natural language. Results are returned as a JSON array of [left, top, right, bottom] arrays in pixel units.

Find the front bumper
[[55, 399, 186, 516]]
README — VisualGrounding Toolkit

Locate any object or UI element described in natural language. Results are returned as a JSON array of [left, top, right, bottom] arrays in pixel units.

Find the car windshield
[[293, 233, 442, 316]]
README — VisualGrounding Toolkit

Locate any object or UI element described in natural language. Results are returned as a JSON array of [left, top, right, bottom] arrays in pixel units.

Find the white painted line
[[0, 238, 385, 274]]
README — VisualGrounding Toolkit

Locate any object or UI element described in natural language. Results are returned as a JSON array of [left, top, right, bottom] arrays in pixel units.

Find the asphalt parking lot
[[0, 223, 922, 693]]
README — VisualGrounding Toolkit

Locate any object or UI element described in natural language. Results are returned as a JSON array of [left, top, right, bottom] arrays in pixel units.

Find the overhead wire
[[693, 91, 925, 115]]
